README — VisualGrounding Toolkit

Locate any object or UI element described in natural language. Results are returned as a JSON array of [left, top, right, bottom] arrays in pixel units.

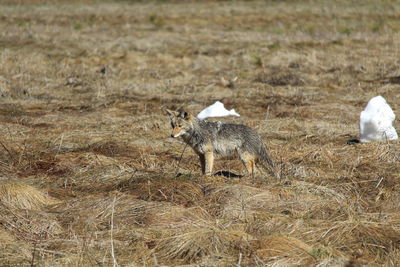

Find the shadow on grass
[[213, 170, 243, 178], [175, 171, 243, 179], [347, 139, 360, 145]]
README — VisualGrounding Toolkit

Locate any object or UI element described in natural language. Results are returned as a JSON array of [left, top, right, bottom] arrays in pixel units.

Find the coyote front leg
[[204, 151, 214, 175], [198, 154, 206, 174]]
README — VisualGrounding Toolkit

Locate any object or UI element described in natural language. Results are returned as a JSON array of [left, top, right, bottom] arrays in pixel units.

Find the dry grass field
[[1, 0, 400, 266]]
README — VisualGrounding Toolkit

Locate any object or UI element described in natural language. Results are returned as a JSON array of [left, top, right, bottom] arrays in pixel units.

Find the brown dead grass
[[0, 0, 400, 266], [255, 235, 315, 264], [0, 179, 60, 210]]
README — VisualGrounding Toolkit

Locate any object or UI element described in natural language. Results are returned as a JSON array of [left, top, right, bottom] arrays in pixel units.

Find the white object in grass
[[197, 101, 240, 120], [360, 96, 398, 143]]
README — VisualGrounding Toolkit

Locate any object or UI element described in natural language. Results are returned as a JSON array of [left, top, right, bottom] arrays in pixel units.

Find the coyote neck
[[181, 119, 207, 148]]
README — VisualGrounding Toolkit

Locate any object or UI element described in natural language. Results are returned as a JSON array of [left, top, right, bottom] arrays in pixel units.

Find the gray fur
[[167, 109, 277, 178]]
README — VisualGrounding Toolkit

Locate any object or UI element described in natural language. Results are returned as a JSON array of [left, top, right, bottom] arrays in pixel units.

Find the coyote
[[166, 109, 278, 178]]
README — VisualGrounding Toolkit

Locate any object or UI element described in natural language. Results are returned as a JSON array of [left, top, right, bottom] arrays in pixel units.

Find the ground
[[0, 0, 400, 266]]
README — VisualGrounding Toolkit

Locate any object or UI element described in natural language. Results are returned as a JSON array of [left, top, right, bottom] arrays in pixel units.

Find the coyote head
[[165, 109, 193, 138]]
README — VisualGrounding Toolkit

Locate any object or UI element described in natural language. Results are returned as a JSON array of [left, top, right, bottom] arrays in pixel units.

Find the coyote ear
[[179, 111, 187, 118], [179, 110, 192, 120], [165, 109, 178, 119]]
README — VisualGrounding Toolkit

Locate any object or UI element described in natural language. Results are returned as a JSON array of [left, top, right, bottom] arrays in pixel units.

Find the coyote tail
[[258, 144, 280, 178]]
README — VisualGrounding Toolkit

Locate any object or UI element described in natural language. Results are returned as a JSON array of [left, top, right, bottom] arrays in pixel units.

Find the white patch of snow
[[359, 96, 398, 143], [197, 101, 240, 120]]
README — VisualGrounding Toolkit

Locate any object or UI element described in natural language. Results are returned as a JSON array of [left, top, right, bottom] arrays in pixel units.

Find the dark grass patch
[[116, 175, 205, 207], [87, 141, 126, 157], [254, 68, 306, 86], [18, 158, 71, 177]]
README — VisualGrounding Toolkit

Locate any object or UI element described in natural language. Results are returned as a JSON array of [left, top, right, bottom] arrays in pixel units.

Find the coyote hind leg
[[198, 154, 206, 174], [239, 151, 256, 178]]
